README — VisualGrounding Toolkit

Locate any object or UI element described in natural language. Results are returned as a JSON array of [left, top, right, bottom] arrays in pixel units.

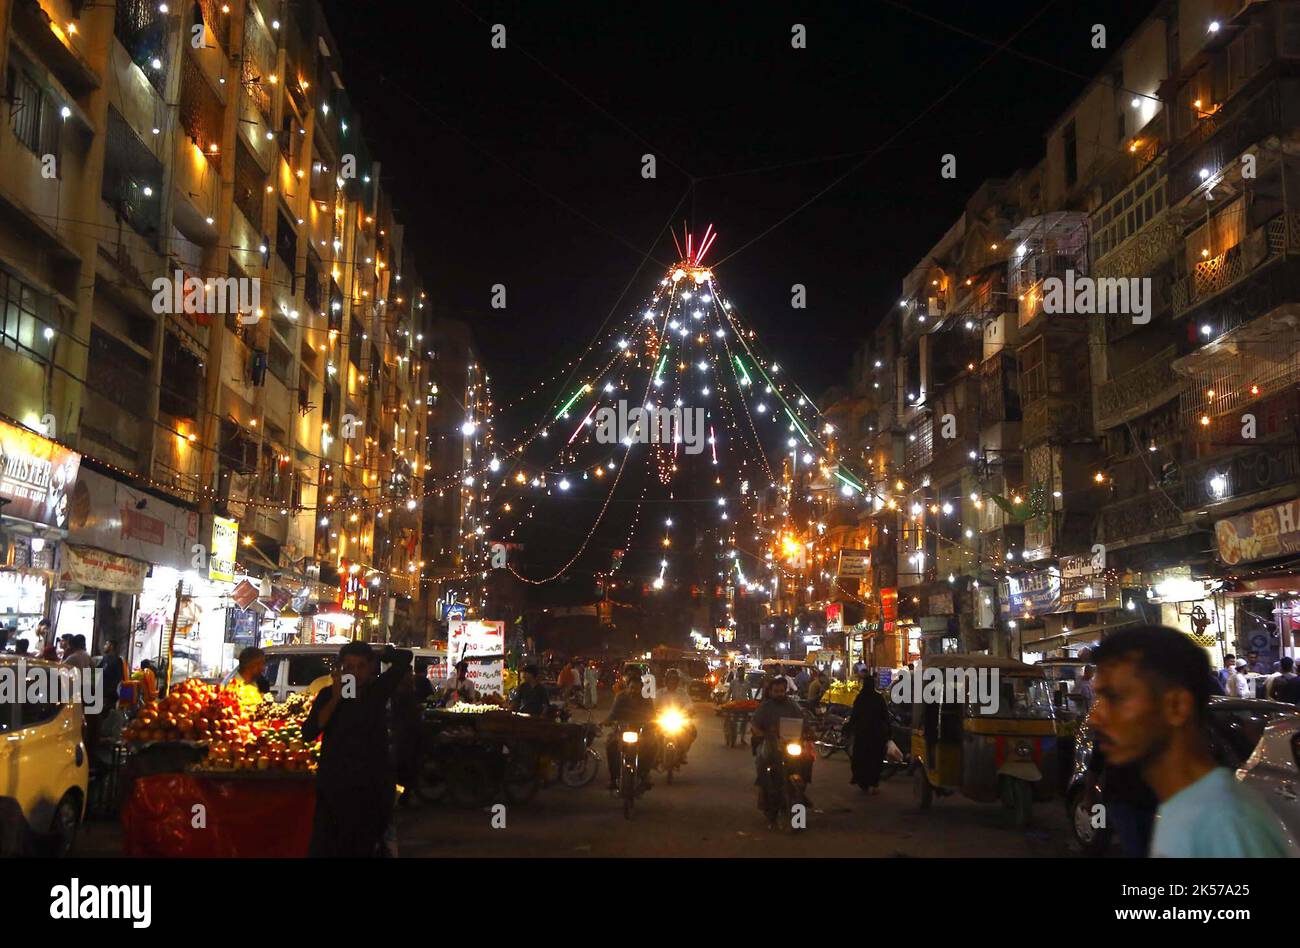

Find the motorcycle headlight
[[785, 741, 803, 756], [657, 710, 685, 734], [622, 730, 639, 744]]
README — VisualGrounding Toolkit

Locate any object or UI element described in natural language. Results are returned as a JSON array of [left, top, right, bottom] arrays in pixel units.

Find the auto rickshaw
[[908, 654, 1058, 826]]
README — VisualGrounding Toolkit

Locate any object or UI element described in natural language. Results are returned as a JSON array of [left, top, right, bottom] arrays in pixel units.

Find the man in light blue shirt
[[1090, 625, 1297, 858]]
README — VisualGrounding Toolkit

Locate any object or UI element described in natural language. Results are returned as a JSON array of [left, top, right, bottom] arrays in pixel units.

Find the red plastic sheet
[[121, 773, 315, 857]]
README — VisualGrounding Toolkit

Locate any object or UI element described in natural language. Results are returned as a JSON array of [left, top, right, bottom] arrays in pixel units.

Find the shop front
[[62, 467, 200, 663], [1215, 496, 1300, 668], [0, 417, 80, 650]]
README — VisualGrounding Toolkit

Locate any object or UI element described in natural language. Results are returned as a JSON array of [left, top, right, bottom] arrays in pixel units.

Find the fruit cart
[[418, 707, 588, 807], [717, 700, 758, 748], [118, 680, 321, 856]]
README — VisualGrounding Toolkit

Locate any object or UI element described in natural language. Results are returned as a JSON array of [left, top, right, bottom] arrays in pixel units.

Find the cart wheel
[[417, 758, 449, 804], [447, 756, 492, 809], [914, 766, 933, 810], [505, 769, 541, 806], [560, 749, 600, 788]]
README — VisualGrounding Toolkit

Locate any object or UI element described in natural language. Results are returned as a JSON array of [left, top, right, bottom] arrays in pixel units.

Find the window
[[275, 211, 298, 272], [288, 654, 334, 686], [87, 327, 152, 415], [160, 331, 204, 420], [103, 108, 163, 240], [0, 269, 57, 362], [114, 0, 168, 94], [1089, 162, 1167, 263], [1018, 336, 1048, 404], [6, 62, 61, 163], [1062, 119, 1078, 189]]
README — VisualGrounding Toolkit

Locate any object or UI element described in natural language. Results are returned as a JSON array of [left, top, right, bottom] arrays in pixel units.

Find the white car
[[0, 657, 89, 856], [225, 645, 447, 701], [1236, 714, 1300, 839]]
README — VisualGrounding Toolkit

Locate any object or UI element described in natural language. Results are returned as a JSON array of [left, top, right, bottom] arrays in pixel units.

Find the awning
[[1020, 617, 1144, 650]]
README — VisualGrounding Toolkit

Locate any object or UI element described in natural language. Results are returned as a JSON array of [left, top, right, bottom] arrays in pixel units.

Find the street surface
[[396, 696, 1075, 858], [70, 694, 1074, 858]]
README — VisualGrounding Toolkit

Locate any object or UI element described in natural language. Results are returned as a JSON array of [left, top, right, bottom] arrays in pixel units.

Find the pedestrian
[[439, 659, 477, 704], [1226, 660, 1252, 699], [1269, 657, 1300, 706], [303, 642, 413, 857], [231, 646, 270, 693], [806, 670, 827, 706], [98, 639, 127, 708], [13, 639, 29, 656], [844, 673, 890, 794], [62, 635, 94, 686], [1077, 665, 1096, 710], [1217, 653, 1236, 691], [1245, 651, 1268, 675], [583, 661, 599, 709], [512, 664, 550, 715], [728, 666, 749, 702], [557, 658, 579, 703], [1089, 625, 1297, 857], [794, 664, 812, 696], [134, 659, 158, 703]]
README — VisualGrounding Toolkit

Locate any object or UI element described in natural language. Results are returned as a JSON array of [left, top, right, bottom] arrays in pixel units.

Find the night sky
[[319, 0, 1158, 583]]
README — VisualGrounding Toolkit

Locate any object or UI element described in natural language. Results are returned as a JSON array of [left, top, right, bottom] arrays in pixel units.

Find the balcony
[[980, 523, 1024, 566], [1183, 440, 1300, 511], [979, 352, 1020, 427], [1095, 344, 1183, 431], [1022, 393, 1090, 446], [1094, 486, 1187, 547], [1173, 213, 1300, 318]]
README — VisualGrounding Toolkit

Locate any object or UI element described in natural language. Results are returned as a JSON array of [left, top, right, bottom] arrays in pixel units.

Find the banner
[[0, 419, 80, 527], [1216, 497, 1300, 565], [825, 602, 843, 632], [837, 549, 870, 579], [999, 568, 1062, 619], [449, 620, 506, 696], [66, 469, 198, 571], [209, 516, 239, 583], [59, 544, 148, 594]]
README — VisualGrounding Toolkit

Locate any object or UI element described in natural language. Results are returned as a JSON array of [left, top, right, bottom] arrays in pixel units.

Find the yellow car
[[0, 657, 89, 856]]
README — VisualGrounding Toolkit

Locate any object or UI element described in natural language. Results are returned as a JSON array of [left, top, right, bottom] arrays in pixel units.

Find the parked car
[[0, 657, 88, 856], [224, 645, 446, 702], [1067, 696, 1296, 855], [1236, 714, 1300, 840]]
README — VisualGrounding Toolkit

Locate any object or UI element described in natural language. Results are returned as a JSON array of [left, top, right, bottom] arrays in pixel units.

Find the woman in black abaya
[[844, 674, 891, 793]]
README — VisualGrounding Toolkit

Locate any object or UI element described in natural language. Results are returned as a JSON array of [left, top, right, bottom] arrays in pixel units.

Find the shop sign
[[998, 568, 1062, 619], [66, 469, 198, 572], [230, 579, 259, 610], [837, 549, 870, 579], [209, 516, 239, 583], [0, 419, 80, 527], [1215, 497, 1300, 565], [1059, 552, 1113, 608], [825, 602, 843, 632], [716, 626, 735, 643], [58, 545, 147, 594]]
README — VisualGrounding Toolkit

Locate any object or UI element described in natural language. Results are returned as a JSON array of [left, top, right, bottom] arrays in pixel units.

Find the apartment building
[[847, 0, 1300, 670], [0, 1, 476, 671]]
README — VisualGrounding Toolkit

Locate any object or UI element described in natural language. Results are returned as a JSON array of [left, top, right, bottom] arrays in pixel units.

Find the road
[[395, 698, 1076, 858]]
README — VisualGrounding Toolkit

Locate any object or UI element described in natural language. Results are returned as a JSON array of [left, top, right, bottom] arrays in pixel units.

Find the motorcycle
[[611, 724, 649, 818], [758, 717, 811, 831], [811, 705, 852, 760], [656, 708, 689, 784]]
